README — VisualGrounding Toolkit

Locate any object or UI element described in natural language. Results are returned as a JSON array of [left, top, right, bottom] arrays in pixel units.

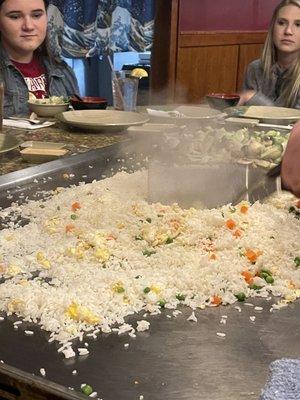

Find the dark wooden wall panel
[[176, 46, 239, 103]]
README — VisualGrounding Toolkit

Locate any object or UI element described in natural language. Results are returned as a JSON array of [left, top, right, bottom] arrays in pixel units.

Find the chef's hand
[[281, 121, 300, 198], [237, 90, 256, 105]]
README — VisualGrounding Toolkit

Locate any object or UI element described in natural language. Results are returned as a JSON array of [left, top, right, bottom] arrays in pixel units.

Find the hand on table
[[237, 90, 256, 106]]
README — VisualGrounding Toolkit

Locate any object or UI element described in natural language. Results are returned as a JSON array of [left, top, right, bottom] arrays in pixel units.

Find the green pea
[[261, 269, 272, 276], [176, 293, 186, 301], [235, 292, 246, 302], [70, 214, 77, 220], [117, 287, 125, 293], [143, 287, 151, 294], [158, 299, 166, 308], [81, 384, 93, 396], [259, 272, 269, 280], [265, 275, 274, 284], [294, 257, 300, 268]]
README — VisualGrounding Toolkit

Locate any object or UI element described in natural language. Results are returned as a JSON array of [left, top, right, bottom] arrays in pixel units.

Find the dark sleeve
[[60, 61, 80, 95], [242, 61, 274, 106]]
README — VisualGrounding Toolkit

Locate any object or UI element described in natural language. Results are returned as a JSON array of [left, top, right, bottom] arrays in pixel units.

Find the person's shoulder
[[247, 59, 262, 69]]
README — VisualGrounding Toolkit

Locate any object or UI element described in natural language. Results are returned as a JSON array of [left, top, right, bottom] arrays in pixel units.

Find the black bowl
[[206, 93, 240, 110], [70, 96, 108, 110]]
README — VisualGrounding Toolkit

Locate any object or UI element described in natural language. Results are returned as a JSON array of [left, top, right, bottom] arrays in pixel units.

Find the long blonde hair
[[262, 0, 300, 107]]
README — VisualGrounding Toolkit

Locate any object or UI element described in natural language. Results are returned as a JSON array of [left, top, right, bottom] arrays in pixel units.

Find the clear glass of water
[[112, 71, 139, 112]]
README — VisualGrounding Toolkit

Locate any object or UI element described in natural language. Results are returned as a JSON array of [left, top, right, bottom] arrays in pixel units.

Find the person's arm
[[238, 61, 274, 106], [281, 121, 300, 197]]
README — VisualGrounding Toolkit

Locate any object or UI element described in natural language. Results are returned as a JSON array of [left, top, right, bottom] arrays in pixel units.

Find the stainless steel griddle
[[0, 141, 299, 400]]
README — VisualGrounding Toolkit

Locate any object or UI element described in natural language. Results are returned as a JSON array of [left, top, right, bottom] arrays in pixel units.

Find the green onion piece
[[249, 284, 262, 291], [117, 287, 125, 293], [143, 287, 151, 294], [176, 293, 186, 301], [229, 206, 236, 213], [294, 257, 300, 267], [165, 237, 173, 244], [289, 206, 295, 213], [143, 250, 156, 257], [135, 235, 143, 240], [81, 384, 93, 396], [235, 292, 246, 302], [265, 275, 274, 284], [158, 299, 166, 308], [70, 214, 77, 220], [146, 217, 152, 223], [39, 204, 45, 209]]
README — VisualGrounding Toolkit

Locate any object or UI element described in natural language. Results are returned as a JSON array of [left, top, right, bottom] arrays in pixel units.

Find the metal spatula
[[147, 161, 281, 209], [232, 163, 281, 205]]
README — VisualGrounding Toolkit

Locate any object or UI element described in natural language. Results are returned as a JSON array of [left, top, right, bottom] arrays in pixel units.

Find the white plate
[[57, 110, 149, 131], [226, 105, 300, 124], [0, 133, 20, 154]]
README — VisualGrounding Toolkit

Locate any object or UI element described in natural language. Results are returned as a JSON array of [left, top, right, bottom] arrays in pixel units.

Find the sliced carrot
[[241, 270, 254, 285], [296, 200, 300, 209], [71, 202, 81, 212], [245, 249, 260, 263], [65, 223, 75, 233], [233, 229, 242, 238], [240, 205, 249, 214], [211, 295, 222, 306], [106, 234, 117, 241], [226, 219, 236, 230]]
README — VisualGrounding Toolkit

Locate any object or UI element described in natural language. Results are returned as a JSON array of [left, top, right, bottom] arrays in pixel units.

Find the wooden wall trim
[[179, 31, 267, 47], [150, 0, 180, 103]]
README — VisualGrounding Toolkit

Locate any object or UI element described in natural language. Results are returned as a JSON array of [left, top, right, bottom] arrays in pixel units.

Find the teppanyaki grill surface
[[0, 141, 299, 400]]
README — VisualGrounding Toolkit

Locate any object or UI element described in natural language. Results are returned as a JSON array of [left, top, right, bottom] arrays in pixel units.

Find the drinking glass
[[111, 71, 139, 112]]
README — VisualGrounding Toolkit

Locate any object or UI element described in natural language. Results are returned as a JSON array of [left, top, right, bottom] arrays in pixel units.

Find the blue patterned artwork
[[47, 0, 155, 58]]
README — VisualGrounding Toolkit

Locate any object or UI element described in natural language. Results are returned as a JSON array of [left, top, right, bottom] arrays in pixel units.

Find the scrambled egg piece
[[7, 299, 25, 313], [65, 302, 100, 324], [94, 247, 110, 263], [36, 252, 51, 269], [7, 264, 23, 277]]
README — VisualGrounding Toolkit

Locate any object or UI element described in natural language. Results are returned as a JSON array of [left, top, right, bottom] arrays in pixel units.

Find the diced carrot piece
[[211, 295, 222, 306], [226, 219, 236, 230], [106, 234, 117, 241], [296, 200, 300, 209], [245, 249, 260, 263], [233, 229, 242, 238], [241, 270, 254, 284], [71, 202, 81, 212], [209, 253, 217, 260], [240, 205, 249, 214], [65, 224, 75, 233]]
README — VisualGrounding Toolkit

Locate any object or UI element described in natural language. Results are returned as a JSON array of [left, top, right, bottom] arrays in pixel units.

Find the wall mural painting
[[47, 0, 155, 58]]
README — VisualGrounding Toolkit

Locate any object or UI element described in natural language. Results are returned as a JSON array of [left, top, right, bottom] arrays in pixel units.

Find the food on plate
[[0, 170, 299, 358], [29, 95, 69, 105], [169, 126, 288, 169]]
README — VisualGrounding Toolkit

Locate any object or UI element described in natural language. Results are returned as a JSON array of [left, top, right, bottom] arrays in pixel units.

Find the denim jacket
[[242, 59, 300, 109], [0, 43, 79, 117]]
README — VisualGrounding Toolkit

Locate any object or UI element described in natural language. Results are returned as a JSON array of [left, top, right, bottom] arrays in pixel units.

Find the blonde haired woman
[[239, 0, 300, 108]]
